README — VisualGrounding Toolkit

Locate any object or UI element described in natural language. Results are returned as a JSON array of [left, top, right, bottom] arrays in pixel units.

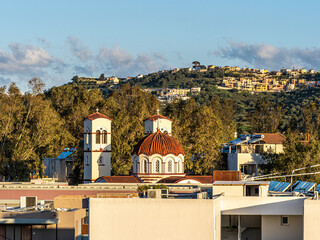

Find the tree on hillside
[[0, 79, 75, 181], [168, 99, 226, 175], [192, 61, 200, 67], [249, 99, 285, 133], [45, 85, 106, 139], [261, 131, 320, 182], [99, 74, 105, 81]]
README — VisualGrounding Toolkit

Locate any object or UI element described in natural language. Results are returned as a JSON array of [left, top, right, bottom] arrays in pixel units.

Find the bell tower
[[83, 110, 112, 183], [143, 109, 172, 136]]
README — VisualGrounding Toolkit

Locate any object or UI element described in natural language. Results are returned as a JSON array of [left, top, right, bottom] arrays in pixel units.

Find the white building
[[89, 180, 320, 240], [132, 112, 185, 183], [83, 111, 112, 183], [44, 148, 76, 182], [222, 133, 285, 176]]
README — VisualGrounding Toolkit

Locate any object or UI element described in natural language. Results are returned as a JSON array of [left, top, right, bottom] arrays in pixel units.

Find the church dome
[[133, 130, 185, 156]]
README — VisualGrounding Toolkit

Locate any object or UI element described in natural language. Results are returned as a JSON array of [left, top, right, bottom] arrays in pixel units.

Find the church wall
[[144, 119, 172, 135], [84, 116, 112, 182], [90, 198, 216, 240]]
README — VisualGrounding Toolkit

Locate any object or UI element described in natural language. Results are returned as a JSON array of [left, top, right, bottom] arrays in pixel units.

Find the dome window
[[168, 160, 172, 173], [155, 160, 160, 173], [144, 160, 148, 173]]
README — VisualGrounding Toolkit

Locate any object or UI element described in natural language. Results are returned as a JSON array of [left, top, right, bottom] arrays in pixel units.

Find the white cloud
[[0, 43, 54, 74], [97, 45, 168, 76], [67, 36, 92, 62], [214, 41, 320, 70]]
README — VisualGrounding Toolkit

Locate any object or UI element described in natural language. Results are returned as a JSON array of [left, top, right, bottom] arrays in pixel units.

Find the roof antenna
[[96, 108, 99, 113], [156, 109, 160, 115]]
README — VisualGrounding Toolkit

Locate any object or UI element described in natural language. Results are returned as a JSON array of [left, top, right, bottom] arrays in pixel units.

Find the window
[[144, 160, 148, 173], [281, 216, 289, 226], [99, 156, 103, 164], [85, 130, 89, 145], [155, 160, 160, 173], [96, 130, 100, 144], [168, 160, 172, 173], [102, 130, 107, 144], [135, 160, 138, 173]]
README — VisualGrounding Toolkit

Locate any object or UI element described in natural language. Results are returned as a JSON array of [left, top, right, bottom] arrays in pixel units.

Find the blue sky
[[1, 0, 320, 91]]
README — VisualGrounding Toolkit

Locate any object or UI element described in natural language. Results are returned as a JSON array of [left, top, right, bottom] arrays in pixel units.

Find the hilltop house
[[222, 133, 286, 176]]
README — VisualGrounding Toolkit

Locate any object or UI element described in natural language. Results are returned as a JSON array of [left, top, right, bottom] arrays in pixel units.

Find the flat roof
[[213, 181, 270, 186], [0, 218, 59, 225]]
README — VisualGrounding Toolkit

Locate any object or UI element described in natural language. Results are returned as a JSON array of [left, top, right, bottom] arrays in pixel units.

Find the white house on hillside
[[222, 133, 286, 176]]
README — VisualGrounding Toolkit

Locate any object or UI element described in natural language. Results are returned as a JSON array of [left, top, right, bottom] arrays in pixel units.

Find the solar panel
[[292, 181, 316, 193], [273, 182, 284, 191], [57, 151, 74, 159], [269, 181, 291, 192], [277, 182, 291, 192], [269, 181, 280, 191], [292, 181, 306, 191]]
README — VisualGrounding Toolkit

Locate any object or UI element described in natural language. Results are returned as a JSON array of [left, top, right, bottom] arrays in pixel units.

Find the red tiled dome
[[133, 130, 185, 156]]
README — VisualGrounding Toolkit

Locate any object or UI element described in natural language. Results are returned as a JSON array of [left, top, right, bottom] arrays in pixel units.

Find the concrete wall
[[303, 199, 320, 239], [54, 195, 87, 209], [221, 197, 305, 215], [262, 215, 302, 240], [213, 197, 221, 239], [228, 153, 265, 171], [212, 185, 244, 197], [90, 198, 215, 240]]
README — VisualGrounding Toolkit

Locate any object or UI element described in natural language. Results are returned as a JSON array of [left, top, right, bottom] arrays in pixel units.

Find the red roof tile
[[133, 130, 185, 156], [144, 114, 172, 122], [86, 112, 113, 121], [254, 133, 286, 144], [95, 176, 142, 183]]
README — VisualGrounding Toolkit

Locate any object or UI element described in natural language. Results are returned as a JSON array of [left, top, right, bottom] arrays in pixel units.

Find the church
[[83, 110, 186, 183]]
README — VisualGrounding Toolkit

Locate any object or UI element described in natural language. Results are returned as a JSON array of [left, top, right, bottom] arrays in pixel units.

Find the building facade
[[132, 113, 185, 183], [222, 133, 285, 177], [83, 111, 112, 183]]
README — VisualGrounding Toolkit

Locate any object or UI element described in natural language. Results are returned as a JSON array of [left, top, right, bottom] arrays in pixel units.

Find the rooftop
[[86, 112, 113, 121]]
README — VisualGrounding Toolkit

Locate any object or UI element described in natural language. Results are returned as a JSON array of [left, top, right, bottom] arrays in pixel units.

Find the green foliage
[[261, 132, 320, 182], [164, 98, 235, 175], [249, 99, 285, 133], [103, 84, 159, 175], [0, 79, 75, 181]]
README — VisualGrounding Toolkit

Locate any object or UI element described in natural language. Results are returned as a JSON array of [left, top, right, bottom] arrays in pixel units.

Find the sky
[[1, 0, 320, 91]]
